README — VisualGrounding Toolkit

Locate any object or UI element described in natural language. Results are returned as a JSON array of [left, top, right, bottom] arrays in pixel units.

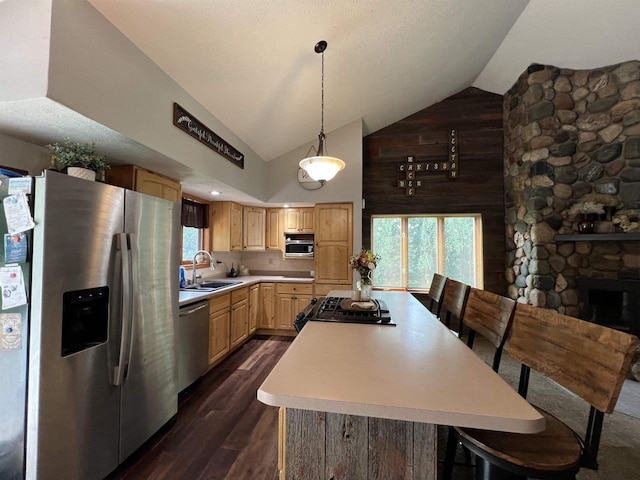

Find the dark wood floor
[[107, 335, 293, 480]]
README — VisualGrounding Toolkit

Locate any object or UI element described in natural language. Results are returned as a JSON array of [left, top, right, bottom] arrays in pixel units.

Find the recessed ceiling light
[[283, 204, 290, 208], [211, 191, 221, 195]]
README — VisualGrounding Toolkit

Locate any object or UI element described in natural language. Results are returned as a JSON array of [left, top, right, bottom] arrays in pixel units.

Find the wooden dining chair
[[443, 303, 638, 480], [439, 278, 470, 337], [426, 273, 447, 317], [461, 288, 516, 372]]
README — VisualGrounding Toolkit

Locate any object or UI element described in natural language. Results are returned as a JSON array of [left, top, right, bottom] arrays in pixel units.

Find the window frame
[[180, 193, 212, 266], [371, 213, 483, 292]]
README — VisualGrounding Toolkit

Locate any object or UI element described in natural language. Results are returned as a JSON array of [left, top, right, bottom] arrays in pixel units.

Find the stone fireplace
[[503, 60, 640, 320]]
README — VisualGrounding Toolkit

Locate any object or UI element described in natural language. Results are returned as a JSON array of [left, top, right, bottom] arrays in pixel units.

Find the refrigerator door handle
[[125, 233, 138, 382], [114, 233, 133, 386]]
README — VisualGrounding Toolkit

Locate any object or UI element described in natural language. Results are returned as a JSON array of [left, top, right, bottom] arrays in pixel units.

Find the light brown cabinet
[[211, 201, 243, 252], [275, 283, 314, 330], [230, 287, 249, 349], [243, 207, 266, 250], [249, 284, 259, 334], [259, 283, 276, 329], [314, 203, 353, 287], [266, 208, 284, 251], [284, 208, 314, 234], [209, 295, 230, 366], [106, 165, 182, 202]]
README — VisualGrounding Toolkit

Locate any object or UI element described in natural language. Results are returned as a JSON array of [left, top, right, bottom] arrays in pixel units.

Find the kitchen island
[[258, 290, 544, 479]]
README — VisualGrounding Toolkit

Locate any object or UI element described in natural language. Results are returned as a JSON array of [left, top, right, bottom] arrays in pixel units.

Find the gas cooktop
[[310, 296, 395, 326]]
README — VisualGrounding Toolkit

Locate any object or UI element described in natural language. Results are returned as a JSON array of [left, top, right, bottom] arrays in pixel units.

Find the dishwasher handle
[[179, 303, 209, 317]]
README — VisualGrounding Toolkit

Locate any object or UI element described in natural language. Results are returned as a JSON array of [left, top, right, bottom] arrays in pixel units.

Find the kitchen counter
[[258, 290, 543, 432], [257, 290, 544, 479], [178, 274, 313, 306]]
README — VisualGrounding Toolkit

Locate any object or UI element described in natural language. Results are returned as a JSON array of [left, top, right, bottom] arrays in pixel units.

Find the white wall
[[45, 0, 267, 200], [266, 118, 363, 252], [0, 133, 49, 175], [0, 0, 51, 102]]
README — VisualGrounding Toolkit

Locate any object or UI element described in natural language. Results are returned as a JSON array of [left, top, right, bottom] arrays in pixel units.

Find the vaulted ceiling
[[87, 0, 640, 163]]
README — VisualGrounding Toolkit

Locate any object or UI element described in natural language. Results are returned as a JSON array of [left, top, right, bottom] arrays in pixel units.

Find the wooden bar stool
[[439, 278, 470, 337], [442, 288, 516, 478], [443, 303, 638, 480], [461, 288, 516, 372], [426, 273, 447, 317]]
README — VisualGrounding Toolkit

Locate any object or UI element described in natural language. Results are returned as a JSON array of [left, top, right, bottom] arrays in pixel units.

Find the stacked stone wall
[[504, 61, 640, 315]]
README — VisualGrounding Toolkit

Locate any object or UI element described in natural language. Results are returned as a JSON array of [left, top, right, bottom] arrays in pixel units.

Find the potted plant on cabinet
[[47, 138, 110, 181]]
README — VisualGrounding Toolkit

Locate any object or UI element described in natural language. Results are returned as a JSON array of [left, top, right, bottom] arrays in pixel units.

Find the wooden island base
[[279, 407, 437, 480]]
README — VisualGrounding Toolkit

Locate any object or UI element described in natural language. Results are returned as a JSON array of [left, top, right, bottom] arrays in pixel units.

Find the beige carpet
[[440, 337, 640, 480]]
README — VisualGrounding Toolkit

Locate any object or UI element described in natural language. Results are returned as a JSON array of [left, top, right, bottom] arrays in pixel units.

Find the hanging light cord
[[320, 48, 325, 137]]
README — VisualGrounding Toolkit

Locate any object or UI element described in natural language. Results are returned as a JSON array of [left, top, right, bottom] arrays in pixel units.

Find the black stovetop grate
[[312, 296, 394, 325]]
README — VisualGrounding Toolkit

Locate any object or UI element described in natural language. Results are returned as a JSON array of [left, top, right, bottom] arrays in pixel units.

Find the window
[[371, 214, 483, 290], [181, 197, 209, 264]]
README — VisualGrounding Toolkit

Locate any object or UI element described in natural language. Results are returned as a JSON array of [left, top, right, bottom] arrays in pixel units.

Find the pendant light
[[299, 40, 345, 185]]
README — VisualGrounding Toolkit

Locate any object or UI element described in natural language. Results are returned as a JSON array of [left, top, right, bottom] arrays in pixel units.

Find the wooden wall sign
[[173, 103, 244, 169], [397, 129, 458, 196]]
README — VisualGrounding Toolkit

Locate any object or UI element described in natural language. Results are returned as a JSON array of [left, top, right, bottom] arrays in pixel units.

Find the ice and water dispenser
[[61, 286, 109, 357]]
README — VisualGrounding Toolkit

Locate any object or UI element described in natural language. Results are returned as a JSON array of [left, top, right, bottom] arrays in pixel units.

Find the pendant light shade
[[299, 40, 345, 185]]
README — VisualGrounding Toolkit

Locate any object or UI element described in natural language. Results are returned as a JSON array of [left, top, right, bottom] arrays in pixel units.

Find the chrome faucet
[[192, 250, 214, 286]]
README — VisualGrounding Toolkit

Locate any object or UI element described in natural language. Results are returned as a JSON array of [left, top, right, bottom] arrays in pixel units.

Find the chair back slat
[[441, 279, 469, 320], [463, 289, 516, 350], [427, 273, 446, 304], [507, 303, 638, 413]]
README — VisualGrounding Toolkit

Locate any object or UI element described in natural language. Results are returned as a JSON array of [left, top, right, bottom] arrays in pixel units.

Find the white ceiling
[[2, 0, 640, 201]]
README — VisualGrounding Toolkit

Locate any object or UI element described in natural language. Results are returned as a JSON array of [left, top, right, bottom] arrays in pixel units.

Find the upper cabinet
[[284, 208, 314, 234], [106, 165, 181, 202], [243, 207, 266, 250], [314, 203, 353, 285], [266, 208, 284, 251], [211, 201, 243, 252]]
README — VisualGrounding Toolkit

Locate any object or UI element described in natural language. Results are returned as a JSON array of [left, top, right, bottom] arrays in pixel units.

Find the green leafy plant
[[47, 138, 110, 173]]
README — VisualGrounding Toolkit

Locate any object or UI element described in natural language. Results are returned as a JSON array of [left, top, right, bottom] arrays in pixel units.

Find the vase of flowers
[[349, 249, 381, 301], [566, 201, 605, 234]]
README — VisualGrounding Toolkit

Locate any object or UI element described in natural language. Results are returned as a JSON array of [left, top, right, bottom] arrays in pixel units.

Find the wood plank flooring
[[106, 335, 293, 480]]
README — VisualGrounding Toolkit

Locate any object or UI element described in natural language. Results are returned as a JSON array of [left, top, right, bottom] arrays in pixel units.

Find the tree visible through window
[[372, 214, 482, 290], [182, 226, 202, 262]]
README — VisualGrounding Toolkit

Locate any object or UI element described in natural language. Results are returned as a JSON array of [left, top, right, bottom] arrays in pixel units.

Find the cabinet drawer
[[231, 286, 249, 304], [276, 283, 314, 295], [210, 293, 231, 313]]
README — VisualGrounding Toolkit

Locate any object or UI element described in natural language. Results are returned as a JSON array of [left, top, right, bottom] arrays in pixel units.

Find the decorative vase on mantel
[[360, 270, 373, 301], [577, 214, 595, 234]]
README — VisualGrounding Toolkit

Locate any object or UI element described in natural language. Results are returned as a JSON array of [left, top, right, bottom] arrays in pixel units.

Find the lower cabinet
[[230, 287, 249, 349], [209, 294, 230, 366], [259, 283, 276, 329], [275, 283, 314, 330], [249, 284, 259, 334]]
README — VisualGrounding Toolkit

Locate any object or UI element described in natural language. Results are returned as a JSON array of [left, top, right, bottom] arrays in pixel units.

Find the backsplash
[[192, 250, 314, 280]]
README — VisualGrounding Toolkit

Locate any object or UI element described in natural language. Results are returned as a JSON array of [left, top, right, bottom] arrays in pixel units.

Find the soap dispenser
[[228, 263, 237, 277]]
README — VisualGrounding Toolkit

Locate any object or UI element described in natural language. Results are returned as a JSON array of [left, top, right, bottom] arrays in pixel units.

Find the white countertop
[[257, 290, 545, 434], [179, 274, 313, 306]]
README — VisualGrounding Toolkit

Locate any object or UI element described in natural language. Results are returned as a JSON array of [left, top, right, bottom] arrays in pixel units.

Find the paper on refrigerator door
[[0, 312, 22, 350], [3, 192, 35, 234], [0, 265, 27, 310]]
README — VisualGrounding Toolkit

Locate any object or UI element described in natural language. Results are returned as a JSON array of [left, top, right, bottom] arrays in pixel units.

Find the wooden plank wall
[[362, 87, 506, 295]]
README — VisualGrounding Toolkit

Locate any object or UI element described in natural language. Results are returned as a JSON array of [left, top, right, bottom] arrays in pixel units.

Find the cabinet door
[[266, 209, 283, 250], [135, 168, 181, 202], [244, 207, 266, 250], [230, 299, 249, 348], [294, 294, 314, 315], [276, 294, 296, 330], [300, 208, 315, 233], [249, 285, 259, 334], [314, 203, 353, 285], [209, 309, 230, 366], [230, 202, 243, 251], [259, 283, 276, 329], [284, 209, 300, 233]]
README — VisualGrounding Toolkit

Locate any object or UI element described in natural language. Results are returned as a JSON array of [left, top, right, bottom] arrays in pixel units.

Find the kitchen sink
[[180, 280, 242, 292]]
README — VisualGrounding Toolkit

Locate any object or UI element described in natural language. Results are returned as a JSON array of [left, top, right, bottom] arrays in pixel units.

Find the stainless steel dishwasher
[[177, 300, 210, 393]]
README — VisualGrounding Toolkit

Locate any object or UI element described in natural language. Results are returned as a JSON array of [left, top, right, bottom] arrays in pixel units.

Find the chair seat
[[455, 407, 582, 474]]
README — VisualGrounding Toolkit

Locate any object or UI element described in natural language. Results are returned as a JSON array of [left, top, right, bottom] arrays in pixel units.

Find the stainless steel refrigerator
[[0, 170, 180, 480]]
